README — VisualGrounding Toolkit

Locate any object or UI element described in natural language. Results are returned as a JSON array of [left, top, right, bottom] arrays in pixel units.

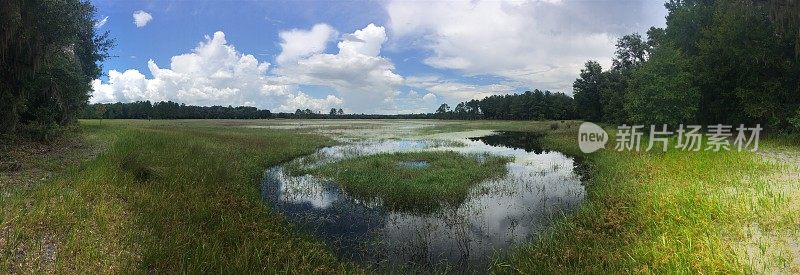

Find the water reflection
[[468, 131, 546, 153], [260, 131, 585, 272]]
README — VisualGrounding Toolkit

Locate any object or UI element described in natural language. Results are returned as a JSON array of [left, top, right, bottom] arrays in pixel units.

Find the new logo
[[578, 122, 608, 153]]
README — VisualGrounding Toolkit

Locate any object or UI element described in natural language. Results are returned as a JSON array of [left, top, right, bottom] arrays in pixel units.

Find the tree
[[625, 44, 699, 126], [0, 0, 113, 137], [337, 108, 344, 115], [745, 0, 800, 57], [573, 61, 605, 122], [663, 0, 715, 56], [612, 33, 650, 71], [600, 70, 629, 124], [693, 1, 800, 128], [329, 108, 337, 116], [435, 103, 451, 117]]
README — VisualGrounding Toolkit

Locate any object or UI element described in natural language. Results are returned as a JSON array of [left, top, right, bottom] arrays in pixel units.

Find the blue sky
[[90, 0, 667, 114]]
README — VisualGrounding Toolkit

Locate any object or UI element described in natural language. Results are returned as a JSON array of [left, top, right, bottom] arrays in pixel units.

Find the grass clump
[[310, 151, 510, 212]]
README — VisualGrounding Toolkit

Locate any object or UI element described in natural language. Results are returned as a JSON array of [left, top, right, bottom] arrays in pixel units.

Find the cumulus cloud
[[386, 0, 664, 93], [133, 10, 152, 27], [277, 92, 343, 112], [272, 23, 404, 113], [422, 93, 436, 102], [275, 24, 337, 65], [91, 31, 343, 112], [95, 16, 108, 28]]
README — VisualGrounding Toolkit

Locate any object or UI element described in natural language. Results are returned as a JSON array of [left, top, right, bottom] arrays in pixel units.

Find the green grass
[[478, 123, 799, 274], [0, 120, 353, 273], [2, 119, 797, 273], [308, 151, 510, 212]]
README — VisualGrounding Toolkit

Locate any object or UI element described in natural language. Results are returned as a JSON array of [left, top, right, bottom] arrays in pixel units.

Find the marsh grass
[[0, 120, 353, 273], [310, 151, 511, 212], [485, 123, 799, 273]]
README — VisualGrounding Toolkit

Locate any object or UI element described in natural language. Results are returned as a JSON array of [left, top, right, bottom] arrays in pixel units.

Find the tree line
[[1, 0, 113, 140], [81, 101, 444, 119], [434, 90, 576, 120], [82, 101, 272, 119], [572, 0, 800, 131]]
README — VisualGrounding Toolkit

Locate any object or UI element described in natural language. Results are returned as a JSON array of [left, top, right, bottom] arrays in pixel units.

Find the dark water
[[260, 131, 585, 272]]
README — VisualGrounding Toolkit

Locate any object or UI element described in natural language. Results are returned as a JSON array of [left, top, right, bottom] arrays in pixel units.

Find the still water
[[260, 131, 585, 271]]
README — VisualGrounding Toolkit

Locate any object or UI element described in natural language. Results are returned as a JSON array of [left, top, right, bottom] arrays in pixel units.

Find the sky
[[90, 0, 668, 114]]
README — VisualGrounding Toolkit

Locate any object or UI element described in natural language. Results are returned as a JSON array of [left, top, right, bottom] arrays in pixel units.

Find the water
[[260, 131, 585, 272], [397, 160, 430, 169]]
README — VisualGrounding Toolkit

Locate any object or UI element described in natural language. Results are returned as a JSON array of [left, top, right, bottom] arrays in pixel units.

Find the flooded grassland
[[5, 119, 794, 273], [258, 122, 586, 271]]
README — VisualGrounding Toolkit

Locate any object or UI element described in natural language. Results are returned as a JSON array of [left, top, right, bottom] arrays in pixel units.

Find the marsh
[[261, 125, 585, 270]]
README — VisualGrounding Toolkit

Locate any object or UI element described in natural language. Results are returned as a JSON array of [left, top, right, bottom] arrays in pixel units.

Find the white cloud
[[406, 75, 513, 103], [91, 31, 342, 112], [276, 24, 337, 65], [277, 92, 343, 112], [386, 0, 648, 93], [422, 93, 436, 102], [95, 16, 109, 28], [133, 10, 152, 27], [272, 23, 404, 113]]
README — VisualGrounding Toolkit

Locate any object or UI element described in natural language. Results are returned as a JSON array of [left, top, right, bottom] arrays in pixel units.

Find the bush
[[788, 108, 800, 133], [17, 121, 66, 142]]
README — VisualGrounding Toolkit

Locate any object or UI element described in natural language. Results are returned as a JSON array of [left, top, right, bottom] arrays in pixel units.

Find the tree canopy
[[571, 0, 800, 131], [1, 0, 113, 139]]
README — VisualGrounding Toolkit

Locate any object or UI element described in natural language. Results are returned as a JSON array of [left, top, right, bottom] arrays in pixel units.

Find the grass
[[2, 118, 797, 273], [308, 151, 510, 212], [483, 123, 800, 273], [0, 119, 353, 273]]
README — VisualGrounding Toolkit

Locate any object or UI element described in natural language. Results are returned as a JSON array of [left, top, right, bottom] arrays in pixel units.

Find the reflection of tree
[[469, 132, 547, 154]]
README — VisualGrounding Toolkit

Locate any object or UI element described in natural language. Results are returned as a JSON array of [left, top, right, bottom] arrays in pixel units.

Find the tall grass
[[0, 120, 351, 273], [490, 124, 798, 273]]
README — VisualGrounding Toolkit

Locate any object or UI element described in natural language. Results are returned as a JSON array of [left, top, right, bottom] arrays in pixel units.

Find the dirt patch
[[0, 132, 108, 193]]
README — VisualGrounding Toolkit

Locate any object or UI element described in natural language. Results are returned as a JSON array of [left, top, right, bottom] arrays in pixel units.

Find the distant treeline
[[82, 101, 272, 119], [434, 90, 575, 120], [81, 101, 441, 120], [83, 92, 578, 121]]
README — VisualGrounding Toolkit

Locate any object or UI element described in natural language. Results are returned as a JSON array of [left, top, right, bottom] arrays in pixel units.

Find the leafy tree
[[694, 1, 800, 128], [435, 103, 451, 118], [625, 44, 699, 126], [663, 0, 715, 55], [599, 70, 629, 124], [572, 61, 605, 122], [612, 33, 650, 71], [1, 0, 113, 137]]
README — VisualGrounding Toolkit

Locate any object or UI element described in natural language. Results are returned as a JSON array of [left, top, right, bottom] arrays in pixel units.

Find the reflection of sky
[[261, 131, 585, 270], [267, 167, 337, 209]]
